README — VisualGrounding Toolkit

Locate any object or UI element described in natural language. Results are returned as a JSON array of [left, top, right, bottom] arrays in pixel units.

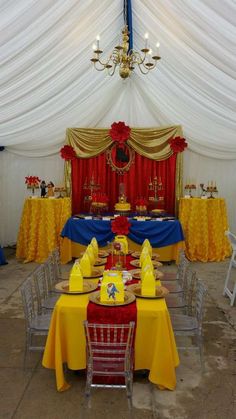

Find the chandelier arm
[[137, 63, 151, 75], [107, 64, 117, 76]]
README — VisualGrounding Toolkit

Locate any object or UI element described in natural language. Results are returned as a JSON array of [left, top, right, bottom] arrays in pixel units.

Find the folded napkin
[[141, 255, 154, 279], [141, 268, 156, 296], [91, 237, 99, 258], [86, 244, 95, 265], [69, 262, 83, 292], [79, 253, 92, 277]]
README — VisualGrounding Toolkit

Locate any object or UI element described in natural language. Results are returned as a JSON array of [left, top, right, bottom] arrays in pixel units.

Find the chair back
[[225, 230, 236, 251], [83, 321, 135, 376], [44, 256, 57, 290], [20, 277, 37, 325], [194, 281, 207, 333], [183, 269, 197, 315], [33, 265, 48, 314], [51, 248, 61, 278], [178, 253, 190, 287]]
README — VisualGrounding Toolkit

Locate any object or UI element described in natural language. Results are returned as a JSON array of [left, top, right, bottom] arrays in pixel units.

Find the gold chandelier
[[91, 25, 161, 79]]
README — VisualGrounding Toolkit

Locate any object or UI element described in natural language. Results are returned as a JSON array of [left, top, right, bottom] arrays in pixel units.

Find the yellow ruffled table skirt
[[179, 198, 231, 262], [42, 292, 179, 392], [16, 198, 71, 263]]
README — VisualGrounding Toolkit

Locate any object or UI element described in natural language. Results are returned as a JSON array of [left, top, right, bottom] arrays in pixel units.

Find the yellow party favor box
[[79, 253, 92, 277], [114, 235, 128, 255], [100, 270, 124, 303], [69, 262, 83, 292], [141, 268, 156, 296]]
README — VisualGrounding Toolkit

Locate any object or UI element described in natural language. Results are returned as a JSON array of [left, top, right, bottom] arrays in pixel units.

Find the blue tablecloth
[[0, 247, 7, 265], [61, 218, 184, 248]]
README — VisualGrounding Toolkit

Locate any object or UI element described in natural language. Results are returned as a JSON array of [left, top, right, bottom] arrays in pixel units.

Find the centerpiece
[[25, 175, 41, 196]]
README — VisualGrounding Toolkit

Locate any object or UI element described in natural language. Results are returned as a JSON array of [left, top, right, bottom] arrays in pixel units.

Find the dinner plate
[[55, 280, 97, 295], [89, 290, 136, 306], [129, 269, 164, 280], [130, 259, 163, 268], [131, 251, 160, 260], [83, 268, 104, 279], [98, 250, 109, 258], [79, 255, 107, 266], [127, 284, 169, 299]]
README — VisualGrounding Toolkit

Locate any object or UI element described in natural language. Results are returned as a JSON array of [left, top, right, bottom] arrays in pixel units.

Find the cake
[[114, 194, 131, 212]]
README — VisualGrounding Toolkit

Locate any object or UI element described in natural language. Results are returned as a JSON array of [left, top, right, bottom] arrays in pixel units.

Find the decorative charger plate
[[89, 290, 135, 306], [127, 284, 169, 299], [83, 268, 104, 279], [131, 251, 160, 260], [130, 259, 163, 268], [55, 280, 97, 295], [98, 250, 109, 258], [79, 254, 107, 266], [129, 269, 164, 280]]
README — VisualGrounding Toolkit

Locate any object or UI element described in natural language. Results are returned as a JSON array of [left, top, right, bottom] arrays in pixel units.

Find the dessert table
[[16, 198, 71, 263], [60, 217, 185, 263], [42, 285, 179, 392], [179, 197, 231, 262]]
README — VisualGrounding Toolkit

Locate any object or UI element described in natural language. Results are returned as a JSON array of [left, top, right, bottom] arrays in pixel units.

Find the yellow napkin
[[69, 262, 83, 292], [141, 268, 156, 296], [91, 237, 98, 258], [140, 247, 150, 265], [79, 253, 92, 277], [86, 244, 95, 265], [142, 240, 152, 258]]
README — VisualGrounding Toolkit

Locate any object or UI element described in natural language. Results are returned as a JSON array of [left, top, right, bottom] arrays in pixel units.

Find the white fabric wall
[[0, 0, 236, 245]]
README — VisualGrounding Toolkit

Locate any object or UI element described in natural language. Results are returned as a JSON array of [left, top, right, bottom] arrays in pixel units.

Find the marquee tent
[[0, 0, 236, 246]]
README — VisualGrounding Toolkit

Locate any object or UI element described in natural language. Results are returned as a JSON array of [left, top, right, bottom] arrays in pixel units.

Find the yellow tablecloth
[[42, 291, 179, 392], [16, 198, 71, 263], [60, 238, 185, 264], [179, 198, 231, 262]]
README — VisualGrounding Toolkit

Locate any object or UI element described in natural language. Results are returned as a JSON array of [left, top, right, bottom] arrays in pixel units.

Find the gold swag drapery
[[65, 125, 184, 212]]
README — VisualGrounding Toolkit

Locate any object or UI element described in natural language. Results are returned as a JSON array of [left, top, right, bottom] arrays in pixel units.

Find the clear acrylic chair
[[162, 255, 190, 294], [20, 277, 52, 368], [170, 281, 207, 371], [161, 250, 189, 281], [83, 321, 135, 406], [33, 264, 59, 311], [223, 230, 236, 306], [166, 269, 197, 313]]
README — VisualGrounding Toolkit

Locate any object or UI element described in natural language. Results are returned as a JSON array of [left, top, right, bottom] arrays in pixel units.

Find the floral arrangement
[[109, 121, 131, 144], [111, 216, 131, 235], [25, 176, 41, 188], [60, 145, 76, 160], [135, 197, 148, 207], [91, 192, 109, 204], [169, 137, 188, 153]]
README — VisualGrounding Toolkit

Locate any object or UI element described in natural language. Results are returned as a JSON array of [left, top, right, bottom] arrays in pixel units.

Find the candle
[[144, 33, 149, 49], [156, 41, 160, 56]]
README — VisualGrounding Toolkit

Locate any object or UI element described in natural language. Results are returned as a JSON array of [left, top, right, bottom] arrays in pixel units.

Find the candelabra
[[184, 183, 196, 198], [148, 176, 164, 209], [206, 182, 218, 199], [83, 175, 100, 213]]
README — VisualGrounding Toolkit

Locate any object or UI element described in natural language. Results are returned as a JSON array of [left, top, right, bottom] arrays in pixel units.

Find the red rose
[[109, 121, 131, 144], [135, 197, 148, 206], [169, 137, 188, 153], [111, 216, 131, 235], [60, 145, 76, 160]]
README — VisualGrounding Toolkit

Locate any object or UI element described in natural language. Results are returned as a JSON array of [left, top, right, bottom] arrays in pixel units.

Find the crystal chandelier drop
[[90, 12, 161, 79]]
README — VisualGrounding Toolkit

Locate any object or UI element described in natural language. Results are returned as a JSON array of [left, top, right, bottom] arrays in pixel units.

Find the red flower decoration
[[60, 145, 76, 160], [109, 121, 131, 144], [169, 137, 188, 153], [135, 197, 148, 206], [111, 216, 131, 235], [25, 176, 41, 186]]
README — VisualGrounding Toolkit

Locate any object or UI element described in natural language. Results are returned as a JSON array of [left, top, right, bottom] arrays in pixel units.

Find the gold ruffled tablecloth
[[179, 198, 231, 262], [16, 198, 71, 263]]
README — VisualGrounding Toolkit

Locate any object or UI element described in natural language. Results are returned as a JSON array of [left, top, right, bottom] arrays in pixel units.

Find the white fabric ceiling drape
[[0, 0, 236, 245]]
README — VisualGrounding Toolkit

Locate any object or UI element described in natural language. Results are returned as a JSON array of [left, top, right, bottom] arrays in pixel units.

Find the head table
[[42, 279, 179, 392], [60, 217, 185, 264]]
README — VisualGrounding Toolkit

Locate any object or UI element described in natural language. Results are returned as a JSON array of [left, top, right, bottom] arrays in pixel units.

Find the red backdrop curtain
[[71, 151, 177, 215]]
